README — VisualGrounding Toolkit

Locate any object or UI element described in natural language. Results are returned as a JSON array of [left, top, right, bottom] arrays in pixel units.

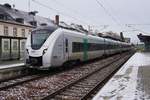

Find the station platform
[[93, 52, 150, 100], [0, 60, 24, 70]]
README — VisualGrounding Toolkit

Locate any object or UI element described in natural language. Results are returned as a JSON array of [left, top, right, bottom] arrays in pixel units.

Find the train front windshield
[[31, 28, 56, 50]]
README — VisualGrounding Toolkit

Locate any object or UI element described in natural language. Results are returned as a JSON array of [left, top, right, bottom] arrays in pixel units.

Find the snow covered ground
[[93, 52, 150, 100]]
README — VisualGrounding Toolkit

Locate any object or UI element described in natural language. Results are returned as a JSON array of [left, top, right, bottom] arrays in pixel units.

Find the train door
[[64, 38, 69, 61], [51, 35, 64, 66]]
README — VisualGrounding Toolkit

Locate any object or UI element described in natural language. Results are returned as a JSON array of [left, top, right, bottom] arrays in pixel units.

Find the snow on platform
[[93, 52, 150, 100], [0, 63, 25, 70]]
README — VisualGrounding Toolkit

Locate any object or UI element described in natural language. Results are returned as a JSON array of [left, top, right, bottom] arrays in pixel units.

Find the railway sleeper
[[71, 85, 93, 89], [55, 95, 81, 100], [64, 88, 89, 94], [59, 91, 85, 97]]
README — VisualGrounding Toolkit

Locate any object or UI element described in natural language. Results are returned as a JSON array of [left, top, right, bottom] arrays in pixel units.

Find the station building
[[0, 3, 55, 61], [138, 33, 150, 51]]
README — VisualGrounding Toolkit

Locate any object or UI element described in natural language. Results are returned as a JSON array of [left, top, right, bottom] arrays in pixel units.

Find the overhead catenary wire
[[99, 0, 150, 33], [32, 0, 93, 25], [48, 0, 104, 27], [94, 0, 120, 26], [31, 0, 150, 33], [126, 24, 149, 34], [28, 0, 30, 12], [100, 0, 125, 32], [31, 0, 112, 31]]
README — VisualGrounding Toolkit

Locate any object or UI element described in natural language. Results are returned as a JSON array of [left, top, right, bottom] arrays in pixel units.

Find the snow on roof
[[0, 3, 55, 27]]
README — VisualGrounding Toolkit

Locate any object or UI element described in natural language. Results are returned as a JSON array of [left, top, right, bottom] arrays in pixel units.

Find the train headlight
[[43, 49, 48, 55]]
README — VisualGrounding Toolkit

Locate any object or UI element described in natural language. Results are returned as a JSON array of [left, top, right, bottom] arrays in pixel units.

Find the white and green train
[[25, 25, 132, 69]]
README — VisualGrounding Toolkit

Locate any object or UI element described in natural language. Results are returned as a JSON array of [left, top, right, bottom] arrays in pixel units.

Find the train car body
[[26, 26, 131, 69]]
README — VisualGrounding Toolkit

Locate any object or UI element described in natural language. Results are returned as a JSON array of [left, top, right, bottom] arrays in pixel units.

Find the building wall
[[0, 21, 32, 37], [0, 21, 33, 61]]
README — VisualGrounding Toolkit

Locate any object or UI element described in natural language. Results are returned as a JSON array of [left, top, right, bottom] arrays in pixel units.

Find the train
[[25, 25, 132, 70]]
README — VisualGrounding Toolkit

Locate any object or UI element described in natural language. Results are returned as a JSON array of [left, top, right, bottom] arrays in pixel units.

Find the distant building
[[0, 3, 55, 61], [137, 33, 150, 51], [124, 37, 131, 43]]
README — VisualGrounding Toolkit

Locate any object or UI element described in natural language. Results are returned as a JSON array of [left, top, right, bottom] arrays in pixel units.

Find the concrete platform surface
[[0, 60, 25, 70], [93, 52, 150, 100]]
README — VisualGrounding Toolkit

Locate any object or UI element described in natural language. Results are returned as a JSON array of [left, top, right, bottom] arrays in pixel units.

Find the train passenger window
[[72, 42, 104, 52], [88, 43, 104, 51], [72, 42, 84, 52]]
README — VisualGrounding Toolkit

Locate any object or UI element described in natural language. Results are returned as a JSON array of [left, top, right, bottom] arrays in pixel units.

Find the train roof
[[32, 25, 58, 32], [33, 26, 131, 45], [59, 27, 104, 40]]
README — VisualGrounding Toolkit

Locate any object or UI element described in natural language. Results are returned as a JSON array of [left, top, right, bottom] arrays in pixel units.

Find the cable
[[48, 0, 101, 26], [126, 24, 150, 26], [32, 0, 91, 25], [95, 0, 120, 26], [28, 0, 30, 12], [126, 24, 149, 34]]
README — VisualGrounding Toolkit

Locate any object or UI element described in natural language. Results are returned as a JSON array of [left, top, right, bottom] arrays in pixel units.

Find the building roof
[[137, 34, 150, 42], [0, 3, 55, 27]]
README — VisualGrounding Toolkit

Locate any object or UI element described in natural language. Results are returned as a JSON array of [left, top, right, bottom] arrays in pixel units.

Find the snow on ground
[[93, 52, 150, 100]]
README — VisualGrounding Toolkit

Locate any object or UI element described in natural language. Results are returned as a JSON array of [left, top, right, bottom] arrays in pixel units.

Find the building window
[[4, 26, 9, 36], [21, 29, 25, 37], [21, 41, 25, 50], [13, 27, 17, 37], [4, 40, 9, 50], [13, 41, 18, 50]]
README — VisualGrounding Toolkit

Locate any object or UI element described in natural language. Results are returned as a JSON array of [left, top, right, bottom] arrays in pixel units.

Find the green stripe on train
[[83, 38, 88, 60]]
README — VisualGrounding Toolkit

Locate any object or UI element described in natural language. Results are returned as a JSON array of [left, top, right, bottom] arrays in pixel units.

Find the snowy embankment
[[93, 52, 150, 100]]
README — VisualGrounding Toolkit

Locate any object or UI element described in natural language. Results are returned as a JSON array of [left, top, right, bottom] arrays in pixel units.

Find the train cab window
[[31, 26, 57, 50]]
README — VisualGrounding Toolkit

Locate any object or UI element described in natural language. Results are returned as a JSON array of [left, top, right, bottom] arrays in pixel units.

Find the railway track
[[0, 52, 134, 100], [41, 53, 132, 100], [0, 73, 49, 91], [0, 67, 66, 91]]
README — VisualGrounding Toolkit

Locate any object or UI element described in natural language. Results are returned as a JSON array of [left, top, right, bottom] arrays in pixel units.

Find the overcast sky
[[1, 0, 150, 43]]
